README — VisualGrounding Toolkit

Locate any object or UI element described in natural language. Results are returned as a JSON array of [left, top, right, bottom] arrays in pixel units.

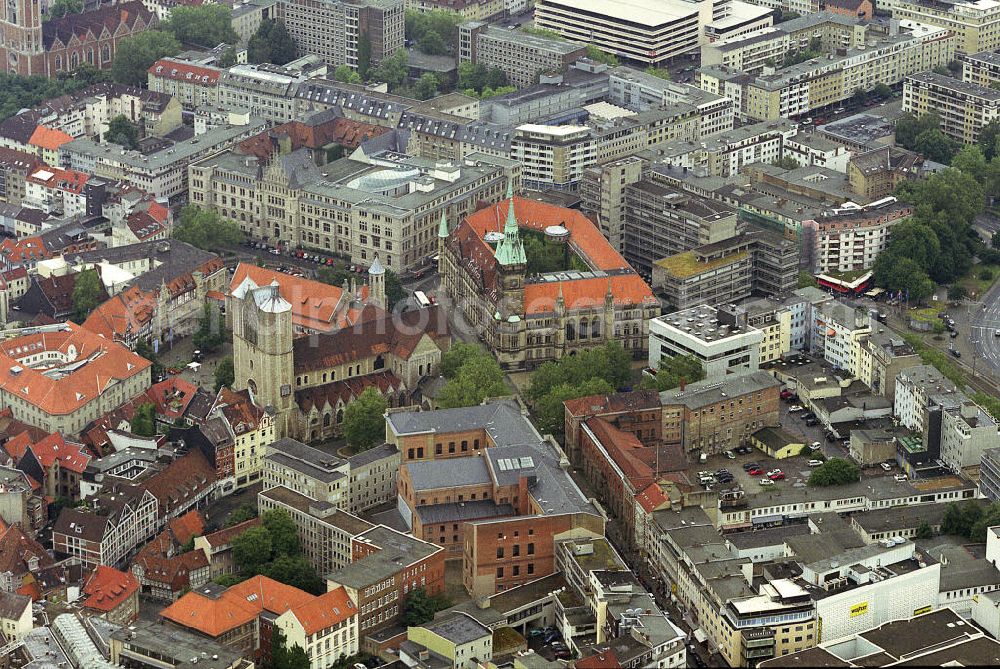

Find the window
[[496, 567, 503, 578], [527, 542, 534, 555], [497, 547, 504, 558]]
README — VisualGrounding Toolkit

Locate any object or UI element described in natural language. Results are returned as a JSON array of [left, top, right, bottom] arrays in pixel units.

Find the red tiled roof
[[288, 586, 356, 635], [126, 209, 167, 241], [0, 524, 54, 579], [229, 263, 354, 332], [585, 417, 654, 491], [168, 509, 205, 545], [144, 449, 215, 518], [564, 390, 661, 418], [3, 431, 33, 461], [27, 433, 91, 474], [148, 59, 221, 86], [635, 482, 669, 514], [43, 1, 154, 50], [215, 387, 266, 436], [160, 575, 314, 637], [0, 323, 151, 417], [200, 517, 261, 549], [28, 127, 74, 151], [0, 237, 51, 264], [144, 377, 199, 422], [237, 117, 389, 163], [146, 200, 169, 224], [296, 370, 403, 413], [81, 285, 156, 342], [82, 566, 138, 612], [576, 650, 621, 669]]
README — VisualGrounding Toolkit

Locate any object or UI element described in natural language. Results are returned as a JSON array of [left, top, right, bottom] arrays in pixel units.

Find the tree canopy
[[163, 5, 238, 48], [527, 342, 631, 402], [271, 627, 310, 669], [333, 65, 362, 84], [406, 9, 461, 55], [248, 19, 297, 65], [131, 402, 157, 437], [48, 0, 83, 19], [895, 112, 942, 151], [807, 458, 860, 486], [111, 31, 181, 87], [437, 349, 508, 409], [231, 509, 324, 594], [370, 50, 409, 89], [215, 356, 235, 392], [104, 115, 139, 149], [402, 587, 451, 626], [533, 378, 614, 434], [173, 205, 244, 250], [0, 73, 105, 122], [71, 269, 105, 323], [342, 387, 389, 451], [640, 354, 705, 391]]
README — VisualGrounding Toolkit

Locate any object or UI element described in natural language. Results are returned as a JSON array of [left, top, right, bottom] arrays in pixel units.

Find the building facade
[[903, 71, 1000, 144]]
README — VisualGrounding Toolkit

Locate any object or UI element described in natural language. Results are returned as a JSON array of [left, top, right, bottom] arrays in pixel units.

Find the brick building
[[462, 512, 605, 599], [0, 1, 156, 78], [563, 390, 662, 466]]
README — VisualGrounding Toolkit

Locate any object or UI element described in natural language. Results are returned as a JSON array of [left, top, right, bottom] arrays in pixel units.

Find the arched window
[[86, 48, 94, 64], [102, 45, 111, 63], [566, 322, 576, 341], [323, 413, 331, 427], [579, 317, 589, 339], [336, 408, 344, 424], [591, 319, 600, 339], [70, 52, 79, 69], [374, 354, 385, 371], [54, 55, 62, 71]]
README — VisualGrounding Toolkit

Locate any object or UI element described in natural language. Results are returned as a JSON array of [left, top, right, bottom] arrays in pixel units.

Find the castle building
[[228, 261, 450, 441], [0, 1, 155, 78], [438, 186, 659, 371]]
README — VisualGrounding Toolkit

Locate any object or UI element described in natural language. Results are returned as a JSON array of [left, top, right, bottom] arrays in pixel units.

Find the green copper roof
[[495, 187, 526, 267], [438, 211, 449, 238]]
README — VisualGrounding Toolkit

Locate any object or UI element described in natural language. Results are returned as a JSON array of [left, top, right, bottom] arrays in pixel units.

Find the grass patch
[[826, 268, 871, 282], [909, 307, 940, 324], [955, 263, 1000, 299]]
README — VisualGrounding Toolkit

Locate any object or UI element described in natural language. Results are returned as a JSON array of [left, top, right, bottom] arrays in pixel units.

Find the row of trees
[[941, 500, 999, 543], [0, 69, 105, 122], [527, 342, 632, 434], [872, 148, 989, 302], [227, 509, 325, 594], [457, 62, 514, 99]]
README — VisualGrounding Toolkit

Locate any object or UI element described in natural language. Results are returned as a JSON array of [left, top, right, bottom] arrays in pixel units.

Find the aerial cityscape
[[0, 0, 999, 667]]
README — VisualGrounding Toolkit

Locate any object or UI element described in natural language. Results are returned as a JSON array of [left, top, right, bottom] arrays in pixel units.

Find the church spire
[[495, 183, 526, 267], [438, 211, 449, 238]]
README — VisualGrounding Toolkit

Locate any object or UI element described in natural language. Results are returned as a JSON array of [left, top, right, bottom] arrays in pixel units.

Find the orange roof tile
[[288, 586, 356, 635], [0, 237, 52, 264], [144, 376, 199, 421], [160, 575, 314, 637], [3, 431, 33, 461], [636, 482, 669, 514], [27, 433, 91, 474], [82, 566, 138, 612], [28, 126, 74, 151], [0, 323, 151, 416], [81, 285, 157, 342], [148, 59, 221, 86], [576, 650, 621, 669], [200, 517, 261, 549], [27, 166, 89, 193], [168, 509, 205, 545], [585, 417, 654, 491], [230, 263, 358, 333]]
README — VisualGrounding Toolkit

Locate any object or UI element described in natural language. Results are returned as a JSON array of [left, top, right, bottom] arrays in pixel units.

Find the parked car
[[808, 460, 824, 467], [749, 467, 764, 476], [950, 330, 959, 338], [759, 478, 775, 486], [769, 471, 786, 481], [804, 418, 819, 427], [894, 474, 908, 482], [724, 450, 736, 459], [742, 462, 760, 471], [780, 389, 793, 400], [788, 405, 803, 412], [950, 349, 962, 358], [810, 441, 822, 450], [880, 462, 892, 472]]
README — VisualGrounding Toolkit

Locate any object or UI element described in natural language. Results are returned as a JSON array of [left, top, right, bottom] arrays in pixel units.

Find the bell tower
[[1, 0, 44, 75], [368, 254, 385, 308]]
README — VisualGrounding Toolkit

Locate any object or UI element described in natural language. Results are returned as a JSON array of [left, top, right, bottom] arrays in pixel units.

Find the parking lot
[[697, 448, 819, 495]]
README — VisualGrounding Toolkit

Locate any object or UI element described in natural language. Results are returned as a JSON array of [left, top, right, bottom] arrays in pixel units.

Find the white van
[[808, 460, 823, 467]]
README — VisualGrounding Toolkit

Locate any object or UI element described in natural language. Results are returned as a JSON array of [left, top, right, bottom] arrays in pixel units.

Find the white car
[[766, 469, 782, 477], [894, 474, 908, 482], [810, 441, 821, 450], [724, 450, 736, 459], [788, 405, 803, 413], [808, 460, 824, 467], [759, 478, 775, 486], [880, 462, 892, 472]]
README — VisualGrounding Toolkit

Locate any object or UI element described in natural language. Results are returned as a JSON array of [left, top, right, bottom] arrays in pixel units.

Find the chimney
[[680, 377, 686, 391]]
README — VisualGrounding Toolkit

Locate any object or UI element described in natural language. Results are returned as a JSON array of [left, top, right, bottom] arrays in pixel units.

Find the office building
[[903, 71, 1000, 144], [281, 0, 404, 70], [457, 22, 587, 88], [648, 305, 765, 379], [608, 67, 735, 137], [535, 0, 734, 65], [580, 156, 644, 253], [510, 124, 596, 192], [963, 49, 1000, 87], [800, 199, 913, 275]]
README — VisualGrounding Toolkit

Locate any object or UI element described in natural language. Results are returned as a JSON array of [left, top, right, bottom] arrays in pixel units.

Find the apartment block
[[217, 58, 327, 124], [457, 22, 587, 88], [281, 0, 404, 70], [904, 71, 1000, 144], [147, 58, 222, 110], [623, 178, 740, 277], [887, 0, 1000, 54], [510, 123, 596, 192], [963, 49, 1000, 87], [847, 146, 924, 201], [647, 118, 797, 178], [580, 156, 644, 253], [801, 199, 913, 275], [608, 67, 736, 137]]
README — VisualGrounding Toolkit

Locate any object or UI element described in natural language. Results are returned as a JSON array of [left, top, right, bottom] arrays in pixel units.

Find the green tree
[[640, 354, 706, 391], [807, 458, 861, 486], [895, 112, 941, 150], [978, 119, 1000, 160], [418, 30, 447, 55], [951, 144, 988, 182], [941, 500, 984, 538], [333, 65, 362, 84], [262, 509, 300, 556], [437, 354, 508, 409], [163, 5, 238, 48], [440, 343, 483, 378], [914, 128, 958, 164], [131, 402, 157, 437], [272, 628, 310, 669], [247, 19, 297, 65], [342, 387, 389, 451], [213, 573, 245, 587], [405, 9, 461, 55], [48, 0, 82, 19], [413, 72, 441, 100], [214, 356, 235, 391], [0, 74, 96, 122], [111, 31, 181, 87], [948, 59, 963, 75], [872, 83, 892, 99], [232, 524, 273, 574], [403, 587, 451, 626], [527, 342, 631, 402], [71, 269, 104, 323], [534, 378, 614, 434], [772, 156, 800, 170], [104, 114, 139, 149], [135, 338, 164, 380], [226, 503, 258, 527], [915, 521, 933, 540], [585, 45, 618, 66], [263, 554, 324, 594], [173, 205, 244, 249], [193, 302, 227, 354], [217, 47, 238, 68], [385, 270, 405, 310], [797, 271, 818, 288], [370, 49, 408, 88]]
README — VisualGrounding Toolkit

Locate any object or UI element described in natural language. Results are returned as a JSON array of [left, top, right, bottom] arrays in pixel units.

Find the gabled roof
[[144, 377, 199, 422], [635, 482, 669, 514], [126, 209, 167, 241], [28, 126, 74, 152], [148, 58, 222, 87], [286, 586, 356, 635], [82, 566, 138, 612], [229, 263, 354, 332], [26, 432, 91, 474], [0, 524, 54, 579], [199, 517, 261, 549], [81, 285, 156, 342], [160, 575, 314, 637], [296, 370, 403, 414], [143, 449, 215, 517], [168, 509, 205, 545], [43, 1, 154, 50]]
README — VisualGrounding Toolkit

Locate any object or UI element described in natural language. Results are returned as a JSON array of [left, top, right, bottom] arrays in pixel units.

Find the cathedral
[[0, 0, 154, 77], [228, 259, 451, 442], [438, 186, 660, 371]]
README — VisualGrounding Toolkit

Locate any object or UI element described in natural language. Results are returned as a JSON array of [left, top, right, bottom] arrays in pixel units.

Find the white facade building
[[648, 305, 763, 379]]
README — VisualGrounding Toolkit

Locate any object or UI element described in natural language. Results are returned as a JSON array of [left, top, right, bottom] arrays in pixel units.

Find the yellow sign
[[850, 602, 869, 618], [913, 605, 932, 616]]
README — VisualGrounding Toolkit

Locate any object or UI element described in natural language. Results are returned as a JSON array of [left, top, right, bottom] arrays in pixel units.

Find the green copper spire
[[494, 184, 526, 267], [438, 211, 449, 238]]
